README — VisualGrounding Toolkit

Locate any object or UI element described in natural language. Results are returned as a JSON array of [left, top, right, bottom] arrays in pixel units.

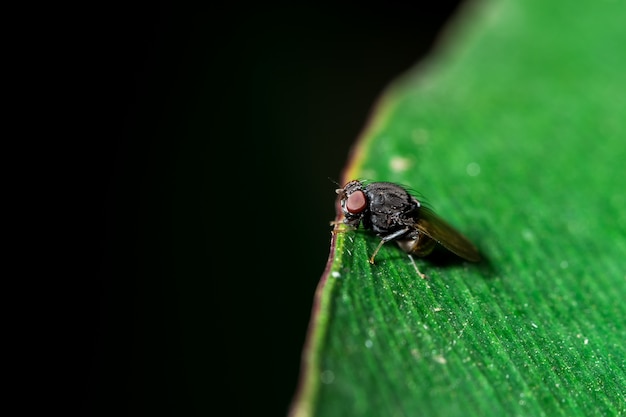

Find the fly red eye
[[346, 190, 367, 213]]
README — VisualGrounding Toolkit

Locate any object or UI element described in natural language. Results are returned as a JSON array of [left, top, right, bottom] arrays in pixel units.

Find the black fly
[[335, 180, 480, 274]]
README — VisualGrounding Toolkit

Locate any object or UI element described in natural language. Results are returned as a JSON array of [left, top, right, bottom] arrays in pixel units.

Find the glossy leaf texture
[[291, 0, 626, 416]]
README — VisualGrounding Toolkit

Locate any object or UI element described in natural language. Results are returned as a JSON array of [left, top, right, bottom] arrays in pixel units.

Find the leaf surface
[[291, 1, 626, 416]]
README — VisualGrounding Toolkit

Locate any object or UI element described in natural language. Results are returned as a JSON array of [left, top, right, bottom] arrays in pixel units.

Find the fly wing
[[415, 206, 481, 262]]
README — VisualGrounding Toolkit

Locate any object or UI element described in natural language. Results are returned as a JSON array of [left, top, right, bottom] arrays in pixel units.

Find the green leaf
[[290, 0, 626, 416]]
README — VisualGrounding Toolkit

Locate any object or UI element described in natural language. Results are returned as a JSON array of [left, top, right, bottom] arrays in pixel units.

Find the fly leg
[[369, 228, 410, 264], [407, 254, 427, 280]]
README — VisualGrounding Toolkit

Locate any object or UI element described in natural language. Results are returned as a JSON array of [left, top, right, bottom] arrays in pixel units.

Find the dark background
[[72, 2, 464, 415]]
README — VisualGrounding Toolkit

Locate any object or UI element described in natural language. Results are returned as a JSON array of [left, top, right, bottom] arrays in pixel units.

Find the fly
[[335, 180, 480, 274]]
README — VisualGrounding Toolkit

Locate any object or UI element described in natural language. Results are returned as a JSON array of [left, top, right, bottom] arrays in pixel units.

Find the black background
[[71, 2, 464, 415]]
